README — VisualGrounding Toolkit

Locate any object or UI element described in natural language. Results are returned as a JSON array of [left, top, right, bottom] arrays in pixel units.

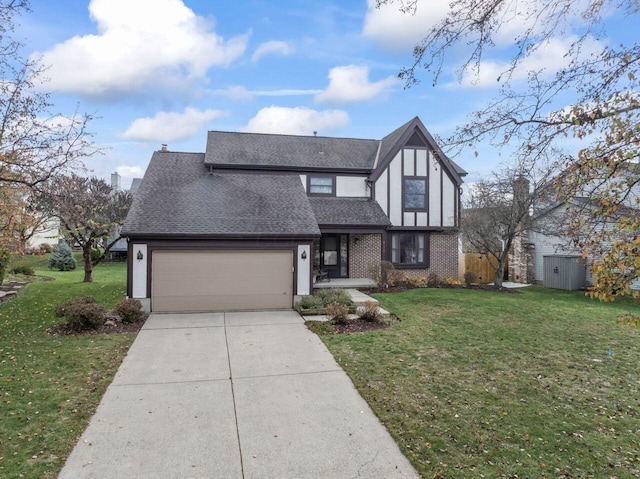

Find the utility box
[[543, 255, 586, 290]]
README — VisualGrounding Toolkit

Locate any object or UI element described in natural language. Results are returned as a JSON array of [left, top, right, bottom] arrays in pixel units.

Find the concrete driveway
[[58, 310, 418, 478]]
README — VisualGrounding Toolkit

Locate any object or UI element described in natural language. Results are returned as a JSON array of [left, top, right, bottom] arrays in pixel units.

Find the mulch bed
[[359, 283, 523, 295], [331, 317, 392, 333], [47, 317, 148, 337]]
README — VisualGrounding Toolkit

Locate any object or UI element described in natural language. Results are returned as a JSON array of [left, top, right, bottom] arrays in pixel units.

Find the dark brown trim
[[123, 233, 320, 240], [403, 176, 428, 212], [126, 240, 133, 298], [440, 164, 444, 227], [388, 231, 431, 269], [144, 240, 304, 300], [307, 174, 336, 196], [369, 118, 464, 186], [318, 226, 389, 234], [387, 225, 459, 232]]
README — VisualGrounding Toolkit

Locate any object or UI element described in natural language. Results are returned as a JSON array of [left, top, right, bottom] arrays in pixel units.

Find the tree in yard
[[0, 1, 97, 189], [44, 174, 132, 282], [462, 164, 551, 287], [378, 0, 640, 299]]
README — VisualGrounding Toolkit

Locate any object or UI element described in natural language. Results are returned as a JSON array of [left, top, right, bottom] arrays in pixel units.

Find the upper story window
[[404, 178, 426, 209], [308, 175, 335, 196]]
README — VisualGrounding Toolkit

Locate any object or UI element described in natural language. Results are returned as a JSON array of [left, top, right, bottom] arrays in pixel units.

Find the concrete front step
[[346, 288, 379, 306]]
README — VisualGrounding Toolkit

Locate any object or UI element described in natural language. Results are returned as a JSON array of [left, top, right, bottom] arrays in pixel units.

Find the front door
[[320, 234, 348, 278]]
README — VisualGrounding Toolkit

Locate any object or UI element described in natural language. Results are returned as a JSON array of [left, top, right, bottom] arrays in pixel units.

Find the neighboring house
[[528, 197, 640, 290], [121, 117, 466, 312]]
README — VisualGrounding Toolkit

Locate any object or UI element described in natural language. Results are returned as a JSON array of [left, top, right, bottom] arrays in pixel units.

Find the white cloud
[[33, 0, 248, 97], [315, 65, 398, 104], [460, 35, 605, 87], [241, 107, 350, 135], [116, 165, 145, 178], [122, 107, 225, 142], [251, 40, 295, 62], [362, 0, 448, 50]]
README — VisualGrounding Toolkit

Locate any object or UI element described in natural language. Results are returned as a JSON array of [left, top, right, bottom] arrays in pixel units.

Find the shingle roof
[[122, 152, 320, 237], [204, 131, 379, 170], [309, 197, 392, 227]]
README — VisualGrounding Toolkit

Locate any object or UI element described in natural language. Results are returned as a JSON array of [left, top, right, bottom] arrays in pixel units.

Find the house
[[121, 117, 466, 312], [528, 197, 640, 290]]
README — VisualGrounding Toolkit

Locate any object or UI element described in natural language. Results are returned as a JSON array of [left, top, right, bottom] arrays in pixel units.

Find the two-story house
[[122, 117, 466, 312]]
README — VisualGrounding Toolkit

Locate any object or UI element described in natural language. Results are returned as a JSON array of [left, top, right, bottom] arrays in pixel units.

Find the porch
[[313, 277, 377, 289]]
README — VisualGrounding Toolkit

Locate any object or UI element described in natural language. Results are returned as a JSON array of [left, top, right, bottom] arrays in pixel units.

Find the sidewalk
[[58, 310, 418, 478]]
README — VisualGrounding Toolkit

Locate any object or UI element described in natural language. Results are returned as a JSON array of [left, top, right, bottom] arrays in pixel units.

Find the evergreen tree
[[49, 242, 76, 271]]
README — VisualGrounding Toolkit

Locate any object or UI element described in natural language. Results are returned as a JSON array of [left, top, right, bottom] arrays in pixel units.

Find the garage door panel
[[152, 250, 293, 312]]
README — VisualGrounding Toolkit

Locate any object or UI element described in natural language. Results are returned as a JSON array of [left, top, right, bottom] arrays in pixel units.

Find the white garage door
[[151, 250, 293, 312]]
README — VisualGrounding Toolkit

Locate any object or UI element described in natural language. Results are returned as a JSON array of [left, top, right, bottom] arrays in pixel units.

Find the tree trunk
[[83, 245, 93, 283], [494, 258, 505, 287]]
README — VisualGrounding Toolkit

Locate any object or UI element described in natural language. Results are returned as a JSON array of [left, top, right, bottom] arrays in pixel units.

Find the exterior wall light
[[301, 250, 307, 260], [137, 250, 144, 261]]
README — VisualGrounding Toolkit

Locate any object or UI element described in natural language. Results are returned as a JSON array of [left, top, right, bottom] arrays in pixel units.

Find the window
[[308, 176, 335, 195], [404, 178, 426, 209], [391, 233, 426, 265]]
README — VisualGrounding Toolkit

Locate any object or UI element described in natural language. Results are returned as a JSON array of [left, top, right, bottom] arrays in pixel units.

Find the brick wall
[[397, 232, 460, 281], [349, 234, 382, 278], [347, 231, 460, 280], [508, 230, 534, 284]]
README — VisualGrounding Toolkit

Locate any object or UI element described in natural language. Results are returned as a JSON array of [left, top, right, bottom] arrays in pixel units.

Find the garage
[[151, 250, 294, 312]]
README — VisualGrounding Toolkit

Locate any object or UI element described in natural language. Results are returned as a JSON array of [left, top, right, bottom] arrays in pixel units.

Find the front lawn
[[0, 260, 134, 479], [310, 286, 640, 478]]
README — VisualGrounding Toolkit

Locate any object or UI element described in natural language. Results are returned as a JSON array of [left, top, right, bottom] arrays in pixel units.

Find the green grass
[[0, 259, 135, 479], [310, 286, 640, 478]]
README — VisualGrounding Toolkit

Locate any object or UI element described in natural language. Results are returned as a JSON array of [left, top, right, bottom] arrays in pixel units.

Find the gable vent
[[406, 131, 426, 147]]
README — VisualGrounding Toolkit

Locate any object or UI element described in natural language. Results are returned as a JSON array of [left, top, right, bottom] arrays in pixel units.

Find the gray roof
[[122, 152, 320, 237], [309, 197, 391, 227], [204, 131, 379, 170]]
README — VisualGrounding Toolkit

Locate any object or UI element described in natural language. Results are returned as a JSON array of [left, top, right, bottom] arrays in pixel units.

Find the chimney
[[110, 172, 121, 191], [161, 144, 167, 152]]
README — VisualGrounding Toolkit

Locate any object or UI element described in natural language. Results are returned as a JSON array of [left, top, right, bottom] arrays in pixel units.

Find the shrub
[[316, 288, 354, 308], [49, 242, 77, 271], [39, 243, 54, 254], [357, 300, 381, 322], [374, 261, 403, 288], [404, 276, 426, 288], [54, 296, 106, 331], [443, 277, 462, 286], [426, 272, 439, 288], [0, 249, 11, 283], [9, 265, 35, 276], [295, 295, 324, 311], [113, 298, 144, 324], [464, 271, 477, 285], [326, 301, 350, 325]]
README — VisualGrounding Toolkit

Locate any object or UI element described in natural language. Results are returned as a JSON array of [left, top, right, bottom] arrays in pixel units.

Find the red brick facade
[[347, 231, 460, 281], [349, 234, 382, 278]]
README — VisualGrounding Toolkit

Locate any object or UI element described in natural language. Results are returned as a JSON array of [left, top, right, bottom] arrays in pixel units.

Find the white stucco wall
[[299, 174, 307, 191], [297, 244, 311, 295], [428, 152, 441, 226], [388, 151, 403, 226], [132, 244, 148, 298], [375, 169, 388, 215], [442, 173, 456, 227], [336, 176, 368, 197]]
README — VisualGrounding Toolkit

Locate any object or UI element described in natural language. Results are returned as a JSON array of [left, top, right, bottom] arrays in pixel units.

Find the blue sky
[[13, 0, 633, 189]]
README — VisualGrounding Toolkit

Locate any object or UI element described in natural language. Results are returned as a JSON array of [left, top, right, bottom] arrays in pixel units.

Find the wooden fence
[[464, 253, 508, 283]]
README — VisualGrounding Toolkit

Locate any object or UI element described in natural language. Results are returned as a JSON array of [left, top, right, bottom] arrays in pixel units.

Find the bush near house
[[54, 295, 106, 331]]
